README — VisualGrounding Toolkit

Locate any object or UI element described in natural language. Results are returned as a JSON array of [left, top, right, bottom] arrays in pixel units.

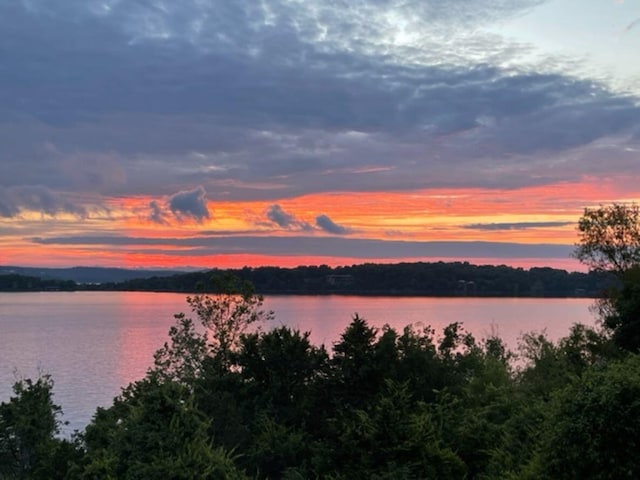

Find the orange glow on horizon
[[116, 182, 604, 243], [2, 177, 638, 271]]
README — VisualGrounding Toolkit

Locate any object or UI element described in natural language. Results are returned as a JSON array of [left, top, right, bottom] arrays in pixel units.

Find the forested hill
[[98, 262, 612, 297]]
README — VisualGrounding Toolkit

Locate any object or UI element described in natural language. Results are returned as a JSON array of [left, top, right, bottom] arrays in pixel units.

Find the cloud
[[0, 0, 638, 210], [266, 204, 296, 228], [0, 186, 86, 218], [31, 234, 573, 260], [10, 0, 640, 272], [463, 221, 574, 231], [168, 186, 210, 222], [148, 200, 169, 225], [315, 215, 350, 235], [265, 204, 312, 231]]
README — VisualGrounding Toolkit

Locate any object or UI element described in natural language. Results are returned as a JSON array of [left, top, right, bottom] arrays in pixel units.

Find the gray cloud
[[148, 200, 169, 225], [31, 234, 573, 260], [463, 221, 574, 231], [0, 186, 86, 218], [266, 204, 312, 231], [267, 204, 296, 228], [168, 186, 210, 222], [0, 0, 638, 205], [315, 215, 351, 235]]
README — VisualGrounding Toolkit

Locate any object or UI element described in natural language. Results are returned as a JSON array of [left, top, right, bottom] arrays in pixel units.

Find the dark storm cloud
[[265, 204, 312, 231], [31, 234, 573, 260], [0, 186, 86, 218], [0, 0, 638, 201], [168, 186, 210, 222], [463, 221, 574, 231], [315, 215, 351, 235]]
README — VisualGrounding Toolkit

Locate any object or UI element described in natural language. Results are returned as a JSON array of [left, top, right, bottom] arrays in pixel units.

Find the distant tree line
[[96, 262, 613, 297], [0, 266, 184, 285], [1, 262, 615, 297], [0, 274, 76, 292]]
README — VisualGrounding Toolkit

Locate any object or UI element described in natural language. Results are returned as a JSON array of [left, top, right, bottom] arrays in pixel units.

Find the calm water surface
[[0, 292, 595, 434]]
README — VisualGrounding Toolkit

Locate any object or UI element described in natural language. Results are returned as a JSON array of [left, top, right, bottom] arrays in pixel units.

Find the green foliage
[[152, 273, 273, 383], [432, 333, 521, 479], [393, 325, 443, 402], [599, 266, 640, 352], [0, 375, 78, 480], [249, 414, 312, 479], [574, 203, 640, 352], [152, 313, 208, 384], [330, 315, 381, 408], [516, 331, 569, 398], [575, 203, 640, 274], [530, 354, 640, 479], [236, 327, 329, 422], [330, 380, 466, 479], [78, 378, 247, 479], [558, 322, 617, 368], [187, 273, 273, 368], [516, 324, 611, 401]]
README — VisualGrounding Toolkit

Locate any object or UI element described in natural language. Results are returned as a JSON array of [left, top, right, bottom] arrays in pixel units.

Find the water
[[0, 292, 596, 434]]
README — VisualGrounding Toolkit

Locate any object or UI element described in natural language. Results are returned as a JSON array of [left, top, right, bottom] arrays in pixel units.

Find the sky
[[1, 0, 639, 271]]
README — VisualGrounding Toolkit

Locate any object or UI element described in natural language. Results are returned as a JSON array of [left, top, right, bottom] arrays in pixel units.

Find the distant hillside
[[0, 266, 192, 284]]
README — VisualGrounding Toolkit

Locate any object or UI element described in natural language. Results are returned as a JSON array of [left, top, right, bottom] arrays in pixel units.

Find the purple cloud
[[316, 214, 350, 235], [168, 186, 210, 222], [266, 204, 312, 231]]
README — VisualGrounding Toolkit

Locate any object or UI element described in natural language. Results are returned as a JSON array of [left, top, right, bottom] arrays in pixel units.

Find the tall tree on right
[[574, 203, 640, 274], [574, 203, 640, 351]]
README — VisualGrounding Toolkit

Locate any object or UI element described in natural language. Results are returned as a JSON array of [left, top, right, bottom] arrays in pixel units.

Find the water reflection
[[263, 295, 594, 351]]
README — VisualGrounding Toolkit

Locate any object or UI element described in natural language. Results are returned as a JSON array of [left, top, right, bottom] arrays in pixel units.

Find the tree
[[152, 313, 208, 384], [237, 327, 329, 423], [153, 273, 273, 381], [574, 203, 640, 351], [600, 266, 640, 352], [330, 315, 380, 408], [78, 378, 247, 479], [190, 274, 273, 360], [574, 203, 640, 275], [326, 380, 466, 479], [0, 375, 78, 480], [529, 355, 640, 479]]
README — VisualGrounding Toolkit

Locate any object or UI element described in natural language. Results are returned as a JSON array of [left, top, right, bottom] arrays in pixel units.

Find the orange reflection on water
[[108, 292, 191, 388]]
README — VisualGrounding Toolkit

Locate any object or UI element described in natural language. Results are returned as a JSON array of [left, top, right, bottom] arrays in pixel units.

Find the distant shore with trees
[[0, 261, 614, 297]]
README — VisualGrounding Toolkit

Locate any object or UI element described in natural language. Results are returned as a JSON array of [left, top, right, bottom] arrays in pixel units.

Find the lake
[[0, 292, 596, 435]]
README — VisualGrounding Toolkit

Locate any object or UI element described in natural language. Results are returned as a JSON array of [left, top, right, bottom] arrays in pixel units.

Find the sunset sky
[[1, 0, 639, 271]]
